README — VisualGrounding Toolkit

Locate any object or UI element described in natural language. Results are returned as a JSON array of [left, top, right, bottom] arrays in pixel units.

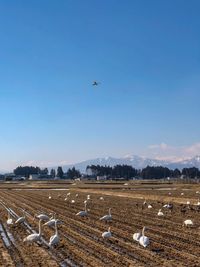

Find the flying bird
[[92, 81, 100, 86]]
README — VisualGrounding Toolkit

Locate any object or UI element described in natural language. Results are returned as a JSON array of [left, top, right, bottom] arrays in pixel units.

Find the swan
[[183, 219, 193, 227], [43, 214, 62, 227], [133, 231, 142, 242], [15, 210, 26, 224], [139, 227, 149, 248], [157, 209, 164, 216], [49, 220, 59, 247], [7, 211, 13, 225], [100, 208, 112, 221], [163, 203, 173, 210], [23, 220, 42, 243], [34, 213, 50, 221], [76, 203, 88, 217], [102, 227, 112, 238]]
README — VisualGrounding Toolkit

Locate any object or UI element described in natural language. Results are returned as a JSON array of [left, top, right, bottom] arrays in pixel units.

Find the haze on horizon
[[0, 0, 200, 172]]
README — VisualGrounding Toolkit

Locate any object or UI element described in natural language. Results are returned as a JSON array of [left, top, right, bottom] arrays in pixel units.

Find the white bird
[[143, 200, 147, 205], [168, 192, 171, 195], [196, 199, 200, 206], [49, 220, 59, 247], [181, 192, 184, 196], [102, 227, 112, 238], [186, 201, 190, 205], [100, 208, 112, 221], [71, 199, 75, 203], [133, 231, 142, 242], [183, 219, 193, 227], [23, 220, 42, 243], [147, 204, 152, 209], [84, 200, 87, 204], [196, 191, 200, 194], [43, 214, 62, 227], [76, 203, 88, 217], [64, 197, 68, 201], [67, 192, 71, 196], [139, 227, 150, 248], [15, 210, 26, 224], [87, 195, 90, 200], [7, 211, 13, 225], [44, 219, 57, 227], [100, 197, 104, 201], [157, 209, 164, 216], [75, 194, 79, 198], [48, 194, 52, 200], [35, 213, 50, 221], [163, 203, 173, 209]]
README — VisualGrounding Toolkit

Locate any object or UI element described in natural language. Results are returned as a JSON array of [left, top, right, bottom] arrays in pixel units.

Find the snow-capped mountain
[[61, 155, 200, 173], [165, 155, 200, 170]]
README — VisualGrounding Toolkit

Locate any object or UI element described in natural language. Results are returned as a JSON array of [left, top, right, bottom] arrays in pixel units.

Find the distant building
[[15, 176, 26, 181], [0, 174, 5, 180], [29, 174, 39, 180], [4, 173, 16, 181], [97, 175, 107, 181]]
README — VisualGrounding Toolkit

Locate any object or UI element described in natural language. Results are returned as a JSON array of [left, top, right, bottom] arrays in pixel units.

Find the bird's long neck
[[55, 221, 58, 236], [142, 227, 145, 236], [38, 220, 42, 236]]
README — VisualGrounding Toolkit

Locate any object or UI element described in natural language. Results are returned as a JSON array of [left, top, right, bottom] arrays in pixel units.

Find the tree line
[[13, 165, 200, 180], [86, 165, 200, 179], [13, 166, 81, 179], [86, 165, 138, 179]]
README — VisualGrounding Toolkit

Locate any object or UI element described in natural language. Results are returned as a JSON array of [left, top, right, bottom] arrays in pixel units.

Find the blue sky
[[0, 0, 200, 171]]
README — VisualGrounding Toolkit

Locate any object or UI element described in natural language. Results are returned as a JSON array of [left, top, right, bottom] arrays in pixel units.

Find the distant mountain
[[165, 155, 200, 170], [60, 155, 200, 173]]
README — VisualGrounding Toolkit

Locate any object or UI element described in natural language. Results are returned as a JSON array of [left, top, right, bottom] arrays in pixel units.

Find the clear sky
[[0, 0, 200, 171]]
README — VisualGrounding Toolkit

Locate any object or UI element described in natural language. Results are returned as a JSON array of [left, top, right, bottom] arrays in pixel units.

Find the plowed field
[[0, 181, 200, 266]]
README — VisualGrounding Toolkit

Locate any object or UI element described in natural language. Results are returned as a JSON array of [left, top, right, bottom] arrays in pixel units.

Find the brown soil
[[0, 181, 200, 266]]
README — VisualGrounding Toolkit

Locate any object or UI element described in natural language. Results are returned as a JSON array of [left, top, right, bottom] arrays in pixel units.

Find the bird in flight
[[92, 81, 100, 86]]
